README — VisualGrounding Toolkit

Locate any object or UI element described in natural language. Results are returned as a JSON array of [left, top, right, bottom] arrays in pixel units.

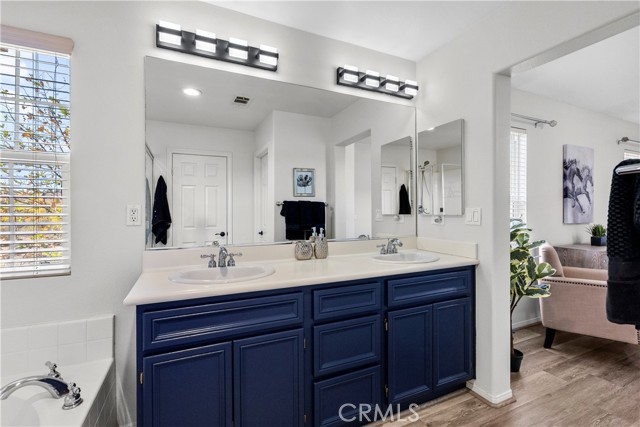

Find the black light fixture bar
[[336, 67, 417, 99], [156, 24, 278, 72]]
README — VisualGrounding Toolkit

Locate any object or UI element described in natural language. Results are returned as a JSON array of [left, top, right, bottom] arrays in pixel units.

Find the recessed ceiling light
[[183, 88, 202, 97]]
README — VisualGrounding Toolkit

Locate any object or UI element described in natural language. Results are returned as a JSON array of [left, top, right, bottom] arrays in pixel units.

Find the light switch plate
[[465, 208, 482, 225]]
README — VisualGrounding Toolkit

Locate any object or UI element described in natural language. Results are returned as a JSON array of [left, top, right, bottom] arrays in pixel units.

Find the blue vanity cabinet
[[386, 268, 474, 407], [136, 265, 476, 427], [137, 292, 305, 427]]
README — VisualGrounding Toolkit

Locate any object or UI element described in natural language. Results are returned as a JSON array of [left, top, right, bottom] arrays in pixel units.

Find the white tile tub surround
[[1, 315, 114, 378]]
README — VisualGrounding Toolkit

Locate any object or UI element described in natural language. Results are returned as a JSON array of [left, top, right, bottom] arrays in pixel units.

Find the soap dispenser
[[314, 228, 328, 259]]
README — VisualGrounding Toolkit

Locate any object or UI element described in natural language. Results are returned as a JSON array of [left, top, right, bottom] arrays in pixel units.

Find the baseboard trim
[[466, 380, 515, 407], [512, 317, 541, 330]]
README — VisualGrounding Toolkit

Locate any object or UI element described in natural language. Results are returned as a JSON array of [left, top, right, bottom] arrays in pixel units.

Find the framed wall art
[[293, 168, 315, 197]]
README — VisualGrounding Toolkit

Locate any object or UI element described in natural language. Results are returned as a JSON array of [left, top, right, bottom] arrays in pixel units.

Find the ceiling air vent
[[233, 96, 251, 106]]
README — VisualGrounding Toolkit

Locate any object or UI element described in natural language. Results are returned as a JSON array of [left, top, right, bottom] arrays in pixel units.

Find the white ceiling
[[208, 1, 639, 124], [145, 57, 360, 130], [512, 26, 639, 124], [208, 1, 504, 62]]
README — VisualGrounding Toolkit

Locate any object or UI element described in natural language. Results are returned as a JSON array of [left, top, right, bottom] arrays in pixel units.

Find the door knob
[[215, 231, 226, 237], [258, 231, 264, 236]]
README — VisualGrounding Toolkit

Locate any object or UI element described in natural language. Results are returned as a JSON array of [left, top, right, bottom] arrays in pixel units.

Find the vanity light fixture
[[183, 88, 202, 97], [156, 21, 279, 71], [228, 37, 249, 60], [336, 66, 418, 99]]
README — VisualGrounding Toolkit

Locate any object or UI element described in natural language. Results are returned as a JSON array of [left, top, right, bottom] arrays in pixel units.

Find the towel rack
[[617, 137, 640, 145], [615, 163, 640, 176], [276, 201, 328, 206]]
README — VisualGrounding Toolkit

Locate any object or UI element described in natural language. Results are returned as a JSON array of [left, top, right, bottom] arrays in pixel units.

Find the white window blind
[[624, 149, 640, 160], [510, 128, 527, 223], [1, 42, 71, 279]]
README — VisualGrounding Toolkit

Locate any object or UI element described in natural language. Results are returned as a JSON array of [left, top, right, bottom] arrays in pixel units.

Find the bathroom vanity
[[128, 250, 476, 427]]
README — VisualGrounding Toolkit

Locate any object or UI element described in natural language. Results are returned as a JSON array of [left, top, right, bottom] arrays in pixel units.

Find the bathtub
[[1, 359, 115, 427]]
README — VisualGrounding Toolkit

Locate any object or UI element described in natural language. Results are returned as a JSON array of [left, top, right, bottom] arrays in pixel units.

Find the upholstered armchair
[[538, 244, 639, 347]]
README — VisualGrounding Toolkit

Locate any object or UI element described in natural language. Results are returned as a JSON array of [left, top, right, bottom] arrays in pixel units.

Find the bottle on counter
[[315, 228, 328, 259]]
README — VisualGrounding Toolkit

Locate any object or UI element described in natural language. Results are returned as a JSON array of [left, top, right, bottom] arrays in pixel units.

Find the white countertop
[[123, 249, 478, 306]]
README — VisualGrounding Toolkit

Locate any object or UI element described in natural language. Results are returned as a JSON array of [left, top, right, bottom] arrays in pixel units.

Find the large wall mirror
[[144, 57, 416, 249], [417, 119, 464, 216]]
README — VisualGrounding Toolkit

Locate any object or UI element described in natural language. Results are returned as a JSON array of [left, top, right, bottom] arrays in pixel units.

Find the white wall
[[329, 98, 416, 239], [510, 88, 640, 328], [513, 88, 639, 245], [146, 120, 256, 244], [272, 111, 330, 241], [0, 2, 416, 425], [416, 1, 639, 404]]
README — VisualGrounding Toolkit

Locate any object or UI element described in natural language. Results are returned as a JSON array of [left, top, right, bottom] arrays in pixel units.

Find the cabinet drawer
[[313, 282, 381, 321], [314, 366, 382, 427], [142, 293, 303, 352], [388, 269, 471, 308], [314, 315, 381, 377]]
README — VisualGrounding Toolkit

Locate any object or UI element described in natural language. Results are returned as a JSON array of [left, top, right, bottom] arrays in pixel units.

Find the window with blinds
[[1, 43, 71, 279], [510, 128, 527, 223]]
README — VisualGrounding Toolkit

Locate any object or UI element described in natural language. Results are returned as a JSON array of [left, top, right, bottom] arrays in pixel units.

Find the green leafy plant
[[585, 224, 607, 237], [510, 219, 556, 357]]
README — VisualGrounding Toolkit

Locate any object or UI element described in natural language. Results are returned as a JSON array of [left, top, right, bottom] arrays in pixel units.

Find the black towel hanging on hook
[[152, 176, 172, 245]]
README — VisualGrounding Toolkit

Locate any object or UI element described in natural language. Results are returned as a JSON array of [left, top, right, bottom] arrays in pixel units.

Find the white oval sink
[[371, 251, 440, 264], [169, 265, 275, 284]]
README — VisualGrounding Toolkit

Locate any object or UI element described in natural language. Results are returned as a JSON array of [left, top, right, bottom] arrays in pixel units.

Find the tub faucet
[[0, 375, 70, 400]]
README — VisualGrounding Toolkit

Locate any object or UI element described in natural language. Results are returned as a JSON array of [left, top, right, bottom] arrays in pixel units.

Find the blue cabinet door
[[314, 366, 382, 427], [234, 329, 304, 427], [387, 305, 433, 406], [433, 297, 473, 390], [143, 342, 232, 427]]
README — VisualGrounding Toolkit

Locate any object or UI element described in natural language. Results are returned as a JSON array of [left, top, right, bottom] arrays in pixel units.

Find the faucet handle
[[227, 252, 243, 267], [376, 244, 387, 255], [200, 254, 216, 268], [45, 361, 62, 379], [63, 382, 83, 410]]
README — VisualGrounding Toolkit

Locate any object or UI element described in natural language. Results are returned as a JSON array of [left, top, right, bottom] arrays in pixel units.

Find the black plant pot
[[591, 236, 607, 246], [510, 349, 524, 373]]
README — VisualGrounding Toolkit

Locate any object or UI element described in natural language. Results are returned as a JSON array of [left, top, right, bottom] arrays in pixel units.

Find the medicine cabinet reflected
[[417, 119, 464, 216]]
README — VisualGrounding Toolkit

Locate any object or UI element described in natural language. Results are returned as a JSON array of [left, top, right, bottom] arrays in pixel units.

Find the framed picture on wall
[[293, 168, 315, 197], [563, 144, 594, 224]]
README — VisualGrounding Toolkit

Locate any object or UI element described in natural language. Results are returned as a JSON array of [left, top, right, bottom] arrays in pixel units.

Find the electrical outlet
[[127, 204, 141, 226]]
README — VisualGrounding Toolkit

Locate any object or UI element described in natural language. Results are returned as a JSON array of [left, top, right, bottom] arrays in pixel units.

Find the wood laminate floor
[[379, 324, 640, 427]]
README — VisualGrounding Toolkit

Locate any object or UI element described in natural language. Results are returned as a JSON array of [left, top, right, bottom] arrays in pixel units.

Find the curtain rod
[[276, 201, 328, 206], [511, 113, 557, 128], [617, 137, 640, 145]]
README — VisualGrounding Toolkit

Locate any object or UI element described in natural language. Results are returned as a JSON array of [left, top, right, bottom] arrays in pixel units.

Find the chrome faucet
[[386, 238, 403, 254], [218, 246, 229, 267], [0, 361, 83, 409], [0, 375, 69, 400]]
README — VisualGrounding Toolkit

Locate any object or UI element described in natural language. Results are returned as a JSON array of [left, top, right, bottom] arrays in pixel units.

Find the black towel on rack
[[280, 201, 303, 240], [152, 176, 172, 245], [606, 159, 640, 328], [398, 184, 411, 214], [280, 201, 325, 240]]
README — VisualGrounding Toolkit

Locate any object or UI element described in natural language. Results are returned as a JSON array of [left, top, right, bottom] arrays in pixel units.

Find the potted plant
[[585, 224, 607, 246], [510, 219, 556, 372]]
